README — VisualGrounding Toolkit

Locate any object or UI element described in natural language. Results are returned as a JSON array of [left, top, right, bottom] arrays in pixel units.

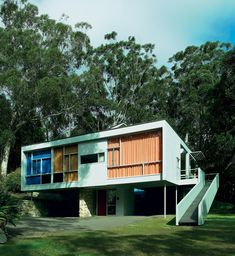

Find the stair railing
[[198, 173, 219, 225], [176, 168, 205, 225], [180, 168, 198, 179]]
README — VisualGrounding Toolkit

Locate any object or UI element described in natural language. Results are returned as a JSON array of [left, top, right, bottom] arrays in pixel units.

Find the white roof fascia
[[22, 120, 166, 152], [164, 121, 192, 153]]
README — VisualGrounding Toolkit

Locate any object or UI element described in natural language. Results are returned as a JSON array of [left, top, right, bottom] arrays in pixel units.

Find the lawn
[[0, 214, 235, 256]]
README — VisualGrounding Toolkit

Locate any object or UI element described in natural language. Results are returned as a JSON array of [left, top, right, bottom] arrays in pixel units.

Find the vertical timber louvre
[[53, 144, 78, 183], [108, 130, 162, 178]]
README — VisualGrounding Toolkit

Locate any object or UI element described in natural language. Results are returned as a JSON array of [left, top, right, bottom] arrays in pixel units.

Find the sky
[[30, 0, 235, 66]]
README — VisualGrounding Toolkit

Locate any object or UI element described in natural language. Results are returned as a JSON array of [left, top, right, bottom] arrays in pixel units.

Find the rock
[[0, 229, 7, 244], [20, 200, 42, 217]]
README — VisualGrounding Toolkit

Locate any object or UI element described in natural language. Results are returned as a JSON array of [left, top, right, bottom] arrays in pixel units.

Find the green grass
[[1, 214, 235, 256]]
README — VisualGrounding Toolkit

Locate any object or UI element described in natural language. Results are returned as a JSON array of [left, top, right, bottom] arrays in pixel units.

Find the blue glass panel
[[32, 149, 51, 160], [42, 159, 51, 174], [26, 176, 40, 185], [26, 154, 31, 175], [32, 160, 41, 174], [26, 150, 51, 179]]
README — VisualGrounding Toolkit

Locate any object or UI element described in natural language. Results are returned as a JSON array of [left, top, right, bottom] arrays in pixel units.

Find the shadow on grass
[[46, 221, 235, 256], [1, 215, 235, 256], [166, 217, 176, 226], [6, 217, 89, 238]]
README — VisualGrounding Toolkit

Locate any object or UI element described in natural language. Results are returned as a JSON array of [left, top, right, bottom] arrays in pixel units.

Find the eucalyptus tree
[[169, 42, 231, 150], [207, 48, 235, 203], [74, 32, 171, 132], [169, 42, 235, 203], [0, 0, 90, 174]]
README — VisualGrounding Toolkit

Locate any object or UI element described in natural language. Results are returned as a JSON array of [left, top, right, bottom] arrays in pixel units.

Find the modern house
[[21, 120, 219, 225]]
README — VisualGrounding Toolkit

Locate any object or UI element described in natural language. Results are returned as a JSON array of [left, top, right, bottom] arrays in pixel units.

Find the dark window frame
[[80, 152, 105, 165]]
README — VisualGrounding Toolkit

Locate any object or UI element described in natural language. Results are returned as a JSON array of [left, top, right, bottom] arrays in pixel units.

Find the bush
[[0, 169, 20, 240], [0, 186, 19, 237], [4, 168, 21, 193], [210, 200, 235, 214]]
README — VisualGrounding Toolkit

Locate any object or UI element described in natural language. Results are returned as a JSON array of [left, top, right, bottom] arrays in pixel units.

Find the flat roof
[[22, 120, 167, 151]]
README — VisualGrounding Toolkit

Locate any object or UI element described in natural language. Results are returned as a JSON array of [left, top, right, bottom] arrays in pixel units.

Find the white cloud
[[30, 0, 235, 65]]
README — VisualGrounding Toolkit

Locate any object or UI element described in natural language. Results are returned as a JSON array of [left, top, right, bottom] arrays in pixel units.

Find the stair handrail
[[176, 168, 205, 225], [198, 173, 219, 225], [180, 168, 198, 179]]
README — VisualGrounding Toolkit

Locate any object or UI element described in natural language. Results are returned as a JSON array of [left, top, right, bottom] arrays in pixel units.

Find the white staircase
[[176, 169, 219, 225]]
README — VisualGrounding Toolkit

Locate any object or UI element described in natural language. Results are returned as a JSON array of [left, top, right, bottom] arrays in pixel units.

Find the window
[[32, 159, 41, 174], [64, 145, 78, 172], [42, 158, 51, 174], [26, 149, 51, 185], [98, 153, 105, 162], [53, 173, 63, 183], [81, 154, 98, 164], [53, 144, 78, 183], [81, 153, 105, 164], [41, 174, 51, 184], [29, 150, 51, 175], [107, 190, 116, 215], [108, 138, 120, 167]]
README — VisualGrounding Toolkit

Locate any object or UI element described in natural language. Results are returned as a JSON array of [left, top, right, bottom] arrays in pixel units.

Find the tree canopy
[[0, 0, 234, 204]]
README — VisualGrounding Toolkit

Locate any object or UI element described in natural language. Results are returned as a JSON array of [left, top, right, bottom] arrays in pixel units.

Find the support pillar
[[175, 186, 178, 206], [186, 153, 190, 178], [164, 184, 166, 218]]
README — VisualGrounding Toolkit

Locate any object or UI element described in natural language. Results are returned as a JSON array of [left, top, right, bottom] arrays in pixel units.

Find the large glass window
[[29, 150, 51, 175], [42, 158, 51, 174], [26, 149, 51, 185], [32, 159, 41, 174], [107, 189, 116, 215]]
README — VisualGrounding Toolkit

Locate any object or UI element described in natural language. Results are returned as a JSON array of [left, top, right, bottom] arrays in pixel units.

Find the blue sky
[[30, 0, 235, 66]]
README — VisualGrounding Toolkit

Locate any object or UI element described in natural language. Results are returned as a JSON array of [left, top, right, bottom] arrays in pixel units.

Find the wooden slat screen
[[108, 138, 120, 149], [70, 154, 78, 171], [64, 155, 69, 171], [65, 144, 78, 154], [64, 172, 78, 182], [54, 148, 63, 173], [121, 133, 161, 164], [108, 130, 162, 178], [53, 144, 78, 182]]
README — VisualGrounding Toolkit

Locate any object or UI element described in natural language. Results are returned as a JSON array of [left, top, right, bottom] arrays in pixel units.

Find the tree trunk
[[0, 140, 11, 176]]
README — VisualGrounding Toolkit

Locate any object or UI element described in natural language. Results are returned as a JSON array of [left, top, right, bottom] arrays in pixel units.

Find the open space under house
[[21, 120, 219, 225]]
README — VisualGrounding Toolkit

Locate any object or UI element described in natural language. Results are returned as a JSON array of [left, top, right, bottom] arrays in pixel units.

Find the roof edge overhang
[[22, 120, 167, 152]]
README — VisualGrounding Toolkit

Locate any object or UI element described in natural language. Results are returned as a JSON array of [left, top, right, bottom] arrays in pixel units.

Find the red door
[[98, 190, 106, 216]]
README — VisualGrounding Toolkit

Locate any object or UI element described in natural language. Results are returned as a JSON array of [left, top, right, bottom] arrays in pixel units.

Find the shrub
[[0, 187, 19, 236], [4, 168, 21, 193], [210, 200, 235, 214], [0, 170, 20, 239]]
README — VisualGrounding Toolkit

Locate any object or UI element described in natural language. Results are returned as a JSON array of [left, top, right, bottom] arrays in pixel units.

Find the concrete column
[[186, 153, 190, 178], [175, 186, 178, 206], [164, 185, 166, 218], [79, 188, 94, 217]]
